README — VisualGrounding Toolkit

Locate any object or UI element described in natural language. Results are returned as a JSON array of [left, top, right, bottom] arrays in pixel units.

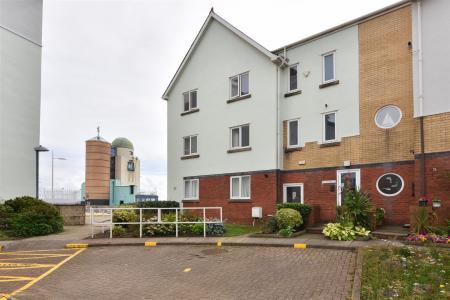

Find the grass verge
[[361, 245, 449, 299], [224, 224, 261, 237]]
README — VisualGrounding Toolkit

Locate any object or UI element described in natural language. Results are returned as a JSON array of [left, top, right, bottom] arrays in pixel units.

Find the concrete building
[[163, 0, 450, 224], [0, 0, 43, 200], [82, 135, 141, 206]]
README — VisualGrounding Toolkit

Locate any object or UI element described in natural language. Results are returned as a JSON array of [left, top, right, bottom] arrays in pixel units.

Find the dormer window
[[183, 90, 198, 112]]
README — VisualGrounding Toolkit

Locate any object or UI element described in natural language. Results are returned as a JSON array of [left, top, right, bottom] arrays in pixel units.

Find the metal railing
[[89, 207, 223, 239]]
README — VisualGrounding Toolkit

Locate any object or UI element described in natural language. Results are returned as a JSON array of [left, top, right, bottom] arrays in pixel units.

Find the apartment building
[[0, 0, 43, 200], [163, 0, 450, 225]]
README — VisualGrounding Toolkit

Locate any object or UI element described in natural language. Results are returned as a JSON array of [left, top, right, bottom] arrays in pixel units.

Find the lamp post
[[34, 145, 49, 199], [51, 151, 66, 202]]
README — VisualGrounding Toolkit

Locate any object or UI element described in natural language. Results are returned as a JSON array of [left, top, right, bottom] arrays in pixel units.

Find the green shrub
[[276, 203, 312, 227], [322, 223, 370, 241], [112, 225, 127, 236], [206, 222, 224, 236], [143, 213, 176, 236], [278, 226, 294, 237], [0, 204, 13, 230], [262, 216, 278, 233], [342, 189, 372, 228], [112, 207, 138, 223], [11, 204, 63, 237], [276, 208, 302, 230], [135, 201, 180, 208], [4, 196, 43, 213]]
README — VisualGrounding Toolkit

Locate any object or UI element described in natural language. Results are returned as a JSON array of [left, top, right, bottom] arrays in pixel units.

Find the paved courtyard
[[3, 246, 356, 300]]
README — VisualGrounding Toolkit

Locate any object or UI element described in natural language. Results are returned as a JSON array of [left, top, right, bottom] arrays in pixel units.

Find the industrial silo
[[85, 135, 111, 205]]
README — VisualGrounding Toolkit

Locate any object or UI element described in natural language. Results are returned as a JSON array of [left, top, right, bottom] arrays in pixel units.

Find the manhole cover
[[200, 248, 229, 255]]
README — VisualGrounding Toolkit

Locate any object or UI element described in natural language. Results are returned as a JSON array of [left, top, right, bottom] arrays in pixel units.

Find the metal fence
[[89, 207, 223, 239]]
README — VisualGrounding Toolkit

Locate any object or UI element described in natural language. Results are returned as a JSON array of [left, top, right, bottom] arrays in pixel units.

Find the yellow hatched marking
[[0, 248, 86, 300], [0, 276, 36, 282]]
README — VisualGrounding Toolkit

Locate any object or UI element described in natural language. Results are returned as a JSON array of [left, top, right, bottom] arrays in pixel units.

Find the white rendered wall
[[412, 0, 450, 117], [166, 20, 278, 202], [0, 28, 42, 200], [279, 25, 360, 145]]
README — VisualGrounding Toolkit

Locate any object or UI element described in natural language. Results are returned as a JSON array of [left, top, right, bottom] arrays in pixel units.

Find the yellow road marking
[[183, 268, 191, 272], [0, 254, 71, 261], [0, 252, 72, 257], [0, 248, 75, 254], [0, 262, 56, 270], [293, 243, 307, 249], [0, 276, 36, 282], [0, 248, 86, 300], [217, 241, 222, 247]]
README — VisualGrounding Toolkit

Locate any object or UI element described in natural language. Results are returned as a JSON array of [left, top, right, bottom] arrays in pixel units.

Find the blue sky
[[39, 0, 398, 199]]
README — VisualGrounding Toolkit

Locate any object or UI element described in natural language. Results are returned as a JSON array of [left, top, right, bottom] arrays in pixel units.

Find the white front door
[[336, 169, 361, 206]]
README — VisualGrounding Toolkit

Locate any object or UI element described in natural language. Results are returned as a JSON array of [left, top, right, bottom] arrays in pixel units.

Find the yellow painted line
[[0, 255, 71, 261], [65, 243, 88, 249], [293, 243, 307, 249], [0, 276, 36, 282], [0, 262, 56, 270], [183, 268, 191, 273], [217, 241, 222, 247], [0, 248, 86, 300], [0, 248, 75, 254], [0, 252, 72, 257], [144, 241, 157, 247]]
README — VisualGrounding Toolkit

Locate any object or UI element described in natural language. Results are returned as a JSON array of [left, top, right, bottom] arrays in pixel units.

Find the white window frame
[[229, 124, 250, 149], [322, 111, 337, 143], [230, 175, 251, 200], [183, 135, 198, 156], [376, 173, 404, 197], [182, 89, 198, 112], [322, 51, 336, 83], [184, 178, 199, 200], [287, 118, 300, 148], [288, 63, 299, 92], [336, 169, 361, 206], [283, 183, 304, 204], [229, 72, 249, 99]]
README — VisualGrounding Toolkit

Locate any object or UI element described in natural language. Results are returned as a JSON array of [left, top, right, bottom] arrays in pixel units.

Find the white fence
[[40, 188, 81, 204], [89, 207, 223, 239]]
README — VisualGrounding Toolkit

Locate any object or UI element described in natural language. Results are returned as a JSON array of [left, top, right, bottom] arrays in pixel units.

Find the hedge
[[276, 203, 312, 228], [135, 201, 180, 208]]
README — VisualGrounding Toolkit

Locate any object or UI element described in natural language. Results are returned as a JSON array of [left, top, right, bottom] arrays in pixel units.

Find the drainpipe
[[276, 63, 281, 202], [417, 0, 426, 196]]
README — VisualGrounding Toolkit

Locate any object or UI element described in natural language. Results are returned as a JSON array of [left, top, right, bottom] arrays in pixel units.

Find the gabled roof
[[162, 9, 280, 100]]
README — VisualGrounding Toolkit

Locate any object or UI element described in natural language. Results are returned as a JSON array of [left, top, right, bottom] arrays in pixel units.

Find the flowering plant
[[406, 233, 449, 244]]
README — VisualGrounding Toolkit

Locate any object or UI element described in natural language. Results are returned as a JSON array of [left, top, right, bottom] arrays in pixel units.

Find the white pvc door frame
[[336, 169, 361, 206]]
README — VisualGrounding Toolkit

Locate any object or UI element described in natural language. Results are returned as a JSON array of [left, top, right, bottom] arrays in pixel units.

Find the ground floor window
[[184, 179, 199, 200], [230, 175, 251, 199], [283, 183, 304, 203]]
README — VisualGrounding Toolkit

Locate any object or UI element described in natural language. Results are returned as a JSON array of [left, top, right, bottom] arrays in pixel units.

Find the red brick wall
[[282, 162, 416, 225], [183, 171, 278, 224], [414, 152, 450, 226]]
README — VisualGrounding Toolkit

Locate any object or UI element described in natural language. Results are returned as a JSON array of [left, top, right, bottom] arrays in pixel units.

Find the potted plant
[[418, 196, 429, 207], [432, 198, 441, 208]]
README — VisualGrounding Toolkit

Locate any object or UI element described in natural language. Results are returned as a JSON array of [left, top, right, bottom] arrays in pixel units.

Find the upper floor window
[[323, 112, 337, 142], [288, 64, 299, 91], [230, 175, 251, 199], [322, 52, 335, 83], [230, 72, 249, 99], [183, 90, 197, 112], [127, 160, 135, 171], [230, 124, 250, 149], [184, 179, 199, 200], [287, 119, 300, 148], [183, 135, 198, 156]]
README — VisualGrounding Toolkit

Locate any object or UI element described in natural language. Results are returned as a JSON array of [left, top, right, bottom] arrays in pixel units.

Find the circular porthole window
[[376, 173, 404, 196], [374, 105, 402, 129]]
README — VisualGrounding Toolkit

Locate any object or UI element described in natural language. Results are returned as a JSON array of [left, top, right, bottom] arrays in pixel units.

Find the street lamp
[[52, 151, 66, 202], [34, 145, 49, 199]]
